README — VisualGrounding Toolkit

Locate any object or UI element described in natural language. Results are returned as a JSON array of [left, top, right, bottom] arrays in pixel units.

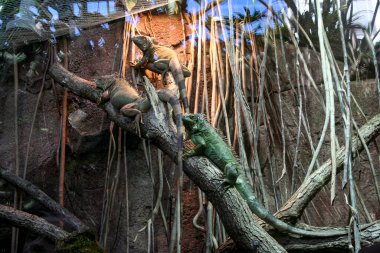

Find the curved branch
[[0, 204, 69, 241], [276, 114, 380, 222], [0, 167, 87, 232], [185, 157, 286, 252], [278, 222, 380, 251], [49, 63, 101, 103]]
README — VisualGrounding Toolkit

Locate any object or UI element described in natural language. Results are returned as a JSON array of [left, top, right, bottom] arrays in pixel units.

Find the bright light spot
[[50, 25, 56, 32], [47, 6, 59, 20], [87, 1, 115, 16], [74, 27, 81, 36], [89, 40, 95, 49], [101, 23, 110, 30], [98, 37, 105, 48], [29, 6, 39, 16], [73, 3, 81, 17]]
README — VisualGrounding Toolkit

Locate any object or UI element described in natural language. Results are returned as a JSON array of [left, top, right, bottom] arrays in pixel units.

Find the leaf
[[124, 0, 138, 13], [168, 0, 179, 15]]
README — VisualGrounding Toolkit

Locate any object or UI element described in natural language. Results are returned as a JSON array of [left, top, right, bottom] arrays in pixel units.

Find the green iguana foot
[[183, 148, 194, 158], [217, 180, 233, 195]]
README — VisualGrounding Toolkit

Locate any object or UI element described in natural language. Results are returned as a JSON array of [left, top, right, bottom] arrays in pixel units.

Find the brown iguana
[[131, 35, 191, 114], [95, 75, 149, 126], [95, 75, 183, 166], [182, 113, 349, 238]]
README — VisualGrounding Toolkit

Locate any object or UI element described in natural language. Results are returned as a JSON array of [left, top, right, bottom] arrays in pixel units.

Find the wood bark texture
[[47, 63, 380, 252], [0, 204, 69, 241]]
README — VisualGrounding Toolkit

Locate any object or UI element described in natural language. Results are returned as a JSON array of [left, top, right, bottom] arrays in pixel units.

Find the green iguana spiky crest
[[183, 113, 349, 238]]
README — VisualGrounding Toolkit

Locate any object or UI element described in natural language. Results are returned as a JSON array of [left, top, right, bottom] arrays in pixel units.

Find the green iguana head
[[183, 114, 208, 133], [95, 75, 116, 91], [132, 35, 154, 51]]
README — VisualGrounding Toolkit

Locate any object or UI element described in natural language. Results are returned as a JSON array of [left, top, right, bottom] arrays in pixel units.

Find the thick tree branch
[[0, 167, 87, 232], [48, 63, 380, 251], [185, 157, 286, 252], [48, 63, 285, 252], [0, 170, 105, 252], [49, 63, 100, 103], [276, 114, 380, 222], [278, 222, 380, 251], [0, 204, 69, 241]]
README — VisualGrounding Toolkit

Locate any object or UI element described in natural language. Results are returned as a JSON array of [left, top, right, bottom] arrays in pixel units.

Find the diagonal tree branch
[[0, 204, 69, 241], [48, 63, 380, 251], [276, 114, 380, 222], [48, 63, 285, 252], [0, 167, 87, 232]]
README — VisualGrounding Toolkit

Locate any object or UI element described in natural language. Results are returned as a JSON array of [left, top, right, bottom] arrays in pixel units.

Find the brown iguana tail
[[157, 89, 183, 156], [157, 88, 183, 251], [169, 59, 190, 114]]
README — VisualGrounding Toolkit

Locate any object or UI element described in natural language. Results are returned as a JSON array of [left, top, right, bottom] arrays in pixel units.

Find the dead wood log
[[0, 167, 87, 232], [0, 204, 69, 241], [0, 170, 104, 252]]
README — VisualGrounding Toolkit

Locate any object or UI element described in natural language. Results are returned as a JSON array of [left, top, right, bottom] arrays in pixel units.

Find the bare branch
[[278, 222, 380, 251], [276, 114, 380, 222], [0, 204, 69, 241], [0, 167, 87, 232]]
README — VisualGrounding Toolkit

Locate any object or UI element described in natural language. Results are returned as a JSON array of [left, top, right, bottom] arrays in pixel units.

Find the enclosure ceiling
[[0, 0, 169, 50]]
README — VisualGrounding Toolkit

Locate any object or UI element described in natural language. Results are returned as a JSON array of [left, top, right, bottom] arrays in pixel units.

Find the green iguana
[[182, 113, 349, 238], [131, 35, 191, 114]]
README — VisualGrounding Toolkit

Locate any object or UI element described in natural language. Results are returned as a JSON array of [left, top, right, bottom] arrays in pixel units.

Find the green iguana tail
[[169, 59, 190, 114], [234, 177, 348, 237]]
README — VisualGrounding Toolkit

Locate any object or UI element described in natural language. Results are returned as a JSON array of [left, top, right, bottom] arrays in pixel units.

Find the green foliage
[[56, 232, 104, 253], [0, 0, 13, 5]]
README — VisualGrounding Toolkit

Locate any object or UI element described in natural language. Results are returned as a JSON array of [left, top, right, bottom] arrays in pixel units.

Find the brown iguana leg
[[148, 60, 170, 85], [120, 103, 142, 136]]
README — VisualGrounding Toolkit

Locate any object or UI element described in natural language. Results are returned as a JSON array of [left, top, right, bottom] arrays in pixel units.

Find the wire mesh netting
[[0, 0, 168, 50]]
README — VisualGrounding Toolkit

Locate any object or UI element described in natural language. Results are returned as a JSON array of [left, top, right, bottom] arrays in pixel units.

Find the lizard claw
[[183, 148, 193, 158], [133, 116, 142, 137], [217, 180, 233, 195]]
